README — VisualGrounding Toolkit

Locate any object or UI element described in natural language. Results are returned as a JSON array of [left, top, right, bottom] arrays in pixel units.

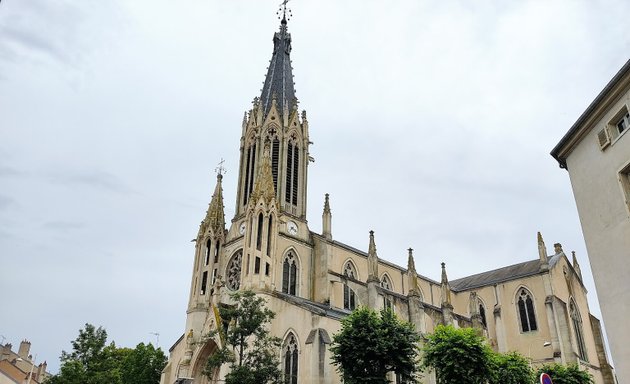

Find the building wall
[[562, 78, 630, 382]]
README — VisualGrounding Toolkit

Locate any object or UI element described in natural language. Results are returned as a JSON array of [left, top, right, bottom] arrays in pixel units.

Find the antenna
[[149, 332, 160, 346]]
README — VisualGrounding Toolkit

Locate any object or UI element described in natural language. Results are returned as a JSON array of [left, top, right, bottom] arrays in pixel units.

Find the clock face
[[239, 222, 246, 235], [287, 221, 298, 235]]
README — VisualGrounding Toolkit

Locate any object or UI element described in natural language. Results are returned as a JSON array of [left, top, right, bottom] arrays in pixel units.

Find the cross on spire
[[215, 158, 226, 176], [277, 0, 292, 22]]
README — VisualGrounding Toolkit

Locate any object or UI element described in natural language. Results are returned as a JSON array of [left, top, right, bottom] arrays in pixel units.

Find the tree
[[204, 290, 282, 384], [45, 324, 166, 384], [422, 325, 493, 384], [330, 307, 421, 384], [488, 351, 534, 384], [536, 363, 594, 384]]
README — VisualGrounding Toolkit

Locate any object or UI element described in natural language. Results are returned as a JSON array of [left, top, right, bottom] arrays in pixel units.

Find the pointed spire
[[440, 262, 452, 306], [250, 141, 275, 204], [204, 172, 226, 235], [322, 193, 332, 241], [572, 251, 583, 281], [367, 231, 379, 283], [407, 248, 420, 297], [260, 11, 297, 118], [537, 231, 550, 271]]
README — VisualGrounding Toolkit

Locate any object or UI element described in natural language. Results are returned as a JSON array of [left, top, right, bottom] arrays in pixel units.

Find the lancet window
[[242, 142, 257, 206], [226, 250, 243, 291], [285, 139, 299, 206], [570, 299, 588, 360], [381, 274, 392, 290], [267, 215, 274, 256], [204, 238, 212, 266], [517, 288, 537, 332], [479, 302, 487, 328], [343, 261, 357, 311], [256, 213, 264, 251], [282, 333, 299, 384], [282, 252, 298, 295]]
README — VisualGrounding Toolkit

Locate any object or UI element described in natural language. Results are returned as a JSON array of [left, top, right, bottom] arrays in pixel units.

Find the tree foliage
[[422, 325, 493, 384], [204, 290, 282, 384], [488, 351, 534, 384], [45, 324, 166, 384], [330, 307, 421, 384], [536, 363, 594, 384]]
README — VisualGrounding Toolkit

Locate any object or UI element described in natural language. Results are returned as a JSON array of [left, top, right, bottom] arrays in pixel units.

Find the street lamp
[[528, 341, 551, 368], [15, 355, 36, 384]]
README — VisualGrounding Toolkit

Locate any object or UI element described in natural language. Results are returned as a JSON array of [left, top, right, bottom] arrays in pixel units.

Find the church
[[159, 9, 614, 384]]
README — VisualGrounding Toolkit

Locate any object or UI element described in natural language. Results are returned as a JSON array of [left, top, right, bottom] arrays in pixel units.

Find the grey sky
[[1, 0, 628, 373]]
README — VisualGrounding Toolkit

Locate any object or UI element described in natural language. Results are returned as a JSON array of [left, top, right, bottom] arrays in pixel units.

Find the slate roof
[[260, 17, 296, 117], [450, 254, 561, 292]]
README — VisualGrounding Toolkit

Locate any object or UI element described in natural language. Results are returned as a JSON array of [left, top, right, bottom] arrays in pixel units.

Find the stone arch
[[191, 339, 220, 384], [281, 247, 301, 296], [514, 286, 538, 333]]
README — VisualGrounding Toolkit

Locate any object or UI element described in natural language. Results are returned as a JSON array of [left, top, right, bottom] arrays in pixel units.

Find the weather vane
[[215, 158, 226, 176], [276, 0, 292, 22]]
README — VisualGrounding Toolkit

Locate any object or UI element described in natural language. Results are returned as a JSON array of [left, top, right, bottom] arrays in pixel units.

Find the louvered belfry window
[[517, 289, 537, 332], [243, 143, 257, 206], [285, 142, 299, 206], [272, 138, 280, 192]]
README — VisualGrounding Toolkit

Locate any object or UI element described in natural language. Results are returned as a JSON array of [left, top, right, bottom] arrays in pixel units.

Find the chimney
[[18, 340, 31, 359]]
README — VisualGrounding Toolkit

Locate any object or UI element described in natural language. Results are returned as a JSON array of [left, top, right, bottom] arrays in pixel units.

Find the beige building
[[0, 340, 50, 384], [551, 58, 630, 384], [161, 14, 614, 384]]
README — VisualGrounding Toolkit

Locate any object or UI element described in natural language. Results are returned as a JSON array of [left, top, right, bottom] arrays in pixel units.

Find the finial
[[554, 243, 563, 254], [441, 262, 448, 283], [276, 0, 292, 24], [215, 158, 226, 178]]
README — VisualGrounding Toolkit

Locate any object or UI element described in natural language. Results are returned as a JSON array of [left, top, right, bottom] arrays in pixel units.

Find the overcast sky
[[1, 0, 629, 373]]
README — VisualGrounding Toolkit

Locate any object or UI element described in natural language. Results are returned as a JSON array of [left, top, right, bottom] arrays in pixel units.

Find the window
[[214, 243, 220, 264], [282, 252, 298, 295], [205, 238, 212, 266], [256, 213, 264, 251], [272, 137, 280, 192], [254, 256, 261, 274], [200, 271, 208, 295], [285, 141, 299, 206], [226, 251, 243, 291], [283, 333, 299, 384], [380, 274, 392, 290], [608, 107, 630, 141], [265, 262, 270, 276], [615, 111, 629, 136], [343, 262, 357, 310], [479, 302, 487, 328], [211, 268, 217, 285], [570, 300, 588, 361], [517, 288, 537, 332], [621, 163, 630, 213], [243, 143, 257, 206], [267, 215, 274, 256]]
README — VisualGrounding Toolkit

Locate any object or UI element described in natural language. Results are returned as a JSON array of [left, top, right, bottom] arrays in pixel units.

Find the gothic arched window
[[285, 140, 299, 206], [243, 142, 257, 206], [343, 262, 357, 311], [380, 274, 392, 290], [272, 136, 280, 193], [517, 288, 537, 332], [479, 302, 487, 328], [226, 250, 243, 291], [282, 252, 298, 295], [267, 215, 274, 256], [283, 333, 299, 384], [570, 299, 588, 360], [205, 238, 212, 266], [256, 213, 264, 251]]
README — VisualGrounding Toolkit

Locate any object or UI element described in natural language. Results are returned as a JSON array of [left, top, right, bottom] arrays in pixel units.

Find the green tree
[[536, 363, 594, 384], [330, 307, 421, 384], [45, 324, 166, 384], [204, 290, 282, 384], [120, 343, 167, 384], [488, 351, 534, 384], [422, 325, 493, 384]]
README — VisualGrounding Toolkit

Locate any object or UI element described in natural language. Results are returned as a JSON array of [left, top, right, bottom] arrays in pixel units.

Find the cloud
[[41, 220, 85, 232], [47, 170, 134, 194], [0, 195, 16, 211]]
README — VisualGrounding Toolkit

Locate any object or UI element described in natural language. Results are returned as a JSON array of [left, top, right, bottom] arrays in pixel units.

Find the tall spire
[[204, 172, 226, 235], [260, 10, 296, 117], [322, 194, 332, 240]]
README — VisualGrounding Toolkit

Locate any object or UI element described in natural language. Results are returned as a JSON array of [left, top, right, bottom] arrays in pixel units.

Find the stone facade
[[160, 14, 614, 384], [552, 58, 630, 384]]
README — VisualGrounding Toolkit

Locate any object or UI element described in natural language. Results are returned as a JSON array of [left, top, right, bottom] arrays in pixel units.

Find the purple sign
[[540, 373, 553, 384]]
